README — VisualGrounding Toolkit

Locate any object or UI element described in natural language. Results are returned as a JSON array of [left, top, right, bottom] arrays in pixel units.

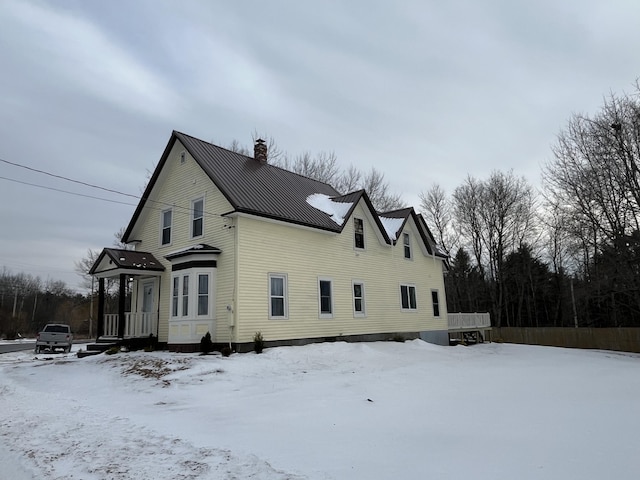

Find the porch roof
[[89, 248, 165, 278]]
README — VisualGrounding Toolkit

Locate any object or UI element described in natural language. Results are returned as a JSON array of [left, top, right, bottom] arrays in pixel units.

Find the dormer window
[[403, 233, 411, 259], [354, 218, 364, 249]]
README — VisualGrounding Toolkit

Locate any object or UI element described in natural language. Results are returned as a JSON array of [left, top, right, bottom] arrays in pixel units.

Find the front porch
[[89, 248, 165, 344]]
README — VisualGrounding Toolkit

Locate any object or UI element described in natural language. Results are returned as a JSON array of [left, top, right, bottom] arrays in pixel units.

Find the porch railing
[[103, 312, 158, 338], [448, 312, 491, 331]]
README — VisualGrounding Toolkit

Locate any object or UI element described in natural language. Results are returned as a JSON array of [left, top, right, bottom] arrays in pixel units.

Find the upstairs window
[[191, 198, 204, 238], [403, 233, 411, 259], [354, 218, 364, 249], [319, 278, 333, 318], [431, 290, 440, 317], [161, 209, 172, 246], [400, 284, 417, 310]]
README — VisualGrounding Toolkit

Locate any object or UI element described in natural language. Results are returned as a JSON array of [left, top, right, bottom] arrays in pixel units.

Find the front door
[[141, 281, 154, 334]]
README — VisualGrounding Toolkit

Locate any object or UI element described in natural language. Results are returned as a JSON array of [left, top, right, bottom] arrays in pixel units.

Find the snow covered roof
[[306, 194, 353, 226], [379, 216, 405, 241]]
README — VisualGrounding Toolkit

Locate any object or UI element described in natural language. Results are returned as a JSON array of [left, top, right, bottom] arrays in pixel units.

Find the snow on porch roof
[[89, 248, 165, 276]]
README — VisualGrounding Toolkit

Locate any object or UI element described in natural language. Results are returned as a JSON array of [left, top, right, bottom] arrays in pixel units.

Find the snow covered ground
[[1, 340, 639, 479]]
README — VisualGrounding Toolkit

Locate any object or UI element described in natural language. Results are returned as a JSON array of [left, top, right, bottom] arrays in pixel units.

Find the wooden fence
[[492, 327, 640, 354]]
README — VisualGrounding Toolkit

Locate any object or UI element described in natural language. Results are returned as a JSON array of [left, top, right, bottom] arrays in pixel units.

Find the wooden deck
[[447, 312, 492, 343]]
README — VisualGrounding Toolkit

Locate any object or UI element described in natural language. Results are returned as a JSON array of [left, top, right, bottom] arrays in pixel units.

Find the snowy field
[[1, 340, 639, 479]]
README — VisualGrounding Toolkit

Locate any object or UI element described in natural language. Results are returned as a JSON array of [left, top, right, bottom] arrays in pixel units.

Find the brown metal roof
[[89, 248, 165, 275], [176, 131, 343, 231]]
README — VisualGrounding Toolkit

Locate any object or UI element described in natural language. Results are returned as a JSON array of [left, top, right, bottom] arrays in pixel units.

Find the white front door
[[141, 281, 154, 334]]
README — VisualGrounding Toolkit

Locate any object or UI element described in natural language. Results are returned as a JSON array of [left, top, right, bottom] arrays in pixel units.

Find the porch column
[[118, 273, 126, 339], [97, 277, 105, 341]]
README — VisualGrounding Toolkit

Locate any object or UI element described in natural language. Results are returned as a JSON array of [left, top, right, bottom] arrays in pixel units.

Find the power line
[[0, 176, 139, 207], [0, 157, 227, 220], [0, 157, 140, 200]]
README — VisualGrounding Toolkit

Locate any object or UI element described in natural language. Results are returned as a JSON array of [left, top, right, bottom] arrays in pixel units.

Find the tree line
[[422, 83, 640, 328], [0, 268, 92, 339]]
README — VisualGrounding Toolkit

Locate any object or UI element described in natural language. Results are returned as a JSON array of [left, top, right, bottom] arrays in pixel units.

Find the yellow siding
[[128, 141, 236, 344], [234, 201, 448, 343]]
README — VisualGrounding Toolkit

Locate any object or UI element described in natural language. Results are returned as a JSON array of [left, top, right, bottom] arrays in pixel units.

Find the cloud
[[2, 0, 182, 120]]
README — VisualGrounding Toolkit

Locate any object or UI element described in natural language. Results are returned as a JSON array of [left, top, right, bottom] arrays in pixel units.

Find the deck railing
[[102, 312, 158, 338], [448, 312, 491, 331]]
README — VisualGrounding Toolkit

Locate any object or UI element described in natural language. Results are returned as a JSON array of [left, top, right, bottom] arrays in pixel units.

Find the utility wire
[[0, 176, 139, 207], [0, 157, 227, 219], [0, 157, 139, 199]]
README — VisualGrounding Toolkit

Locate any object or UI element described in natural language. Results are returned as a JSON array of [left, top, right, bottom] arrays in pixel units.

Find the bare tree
[[419, 184, 455, 255], [334, 164, 362, 194], [361, 167, 404, 212], [453, 171, 536, 327]]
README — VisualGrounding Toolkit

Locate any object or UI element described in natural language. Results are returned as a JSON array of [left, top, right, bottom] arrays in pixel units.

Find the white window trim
[[403, 232, 412, 260], [431, 289, 441, 318], [400, 283, 418, 311], [170, 269, 215, 320], [196, 273, 211, 317], [268, 273, 288, 320], [354, 217, 365, 250], [160, 208, 173, 247], [352, 280, 366, 318], [318, 277, 334, 319], [190, 196, 205, 239], [171, 276, 179, 317]]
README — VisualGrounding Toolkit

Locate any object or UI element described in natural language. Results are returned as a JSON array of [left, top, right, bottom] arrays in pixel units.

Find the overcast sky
[[1, 0, 639, 291]]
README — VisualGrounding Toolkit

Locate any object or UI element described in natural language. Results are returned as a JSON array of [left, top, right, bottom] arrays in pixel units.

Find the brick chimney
[[254, 138, 267, 164]]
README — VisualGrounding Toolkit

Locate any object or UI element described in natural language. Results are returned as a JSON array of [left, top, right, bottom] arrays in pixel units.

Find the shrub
[[105, 346, 120, 355], [391, 333, 405, 343], [253, 331, 264, 354], [200, 332, 214, 354], [221, 345, 232, 357]]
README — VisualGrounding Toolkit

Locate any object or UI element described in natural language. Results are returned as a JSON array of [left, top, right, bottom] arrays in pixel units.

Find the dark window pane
[[271, 277, 284, 296], [198, 296, 208, 315], [198, 275, 208, 294], [401, 285, 409, 309], [353, 283, 362, 298], [320, 280, 331, 297], [271, 298, 284, 317], [409, 286, 417, 309], [321, 297, 332, 314], [355, 298, 362, 312], [193, 218, 203, 237]]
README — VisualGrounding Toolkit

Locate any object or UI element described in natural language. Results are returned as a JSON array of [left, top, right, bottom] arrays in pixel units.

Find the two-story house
[[89, 131, 449, 352]]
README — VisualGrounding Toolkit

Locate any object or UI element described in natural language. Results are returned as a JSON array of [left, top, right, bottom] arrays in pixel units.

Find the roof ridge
[[174, 130, 339, 192]]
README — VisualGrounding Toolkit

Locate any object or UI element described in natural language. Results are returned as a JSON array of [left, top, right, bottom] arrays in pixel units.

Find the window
[[353, 281, 365, 316], [269, 274, 287, 319], [171, 277, 179, 317], [191, 198, 204, 238], [170, 271, 214, 319], [182, 275, 189, 316], [354, 218, 364, 249], [403, 233, 411, 259], [431, 290, 440, 317], [161, 209, 172, 246], [400, 284, 417, 310], [319, 278, 333, 317], [198, 274, 209, 315]]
